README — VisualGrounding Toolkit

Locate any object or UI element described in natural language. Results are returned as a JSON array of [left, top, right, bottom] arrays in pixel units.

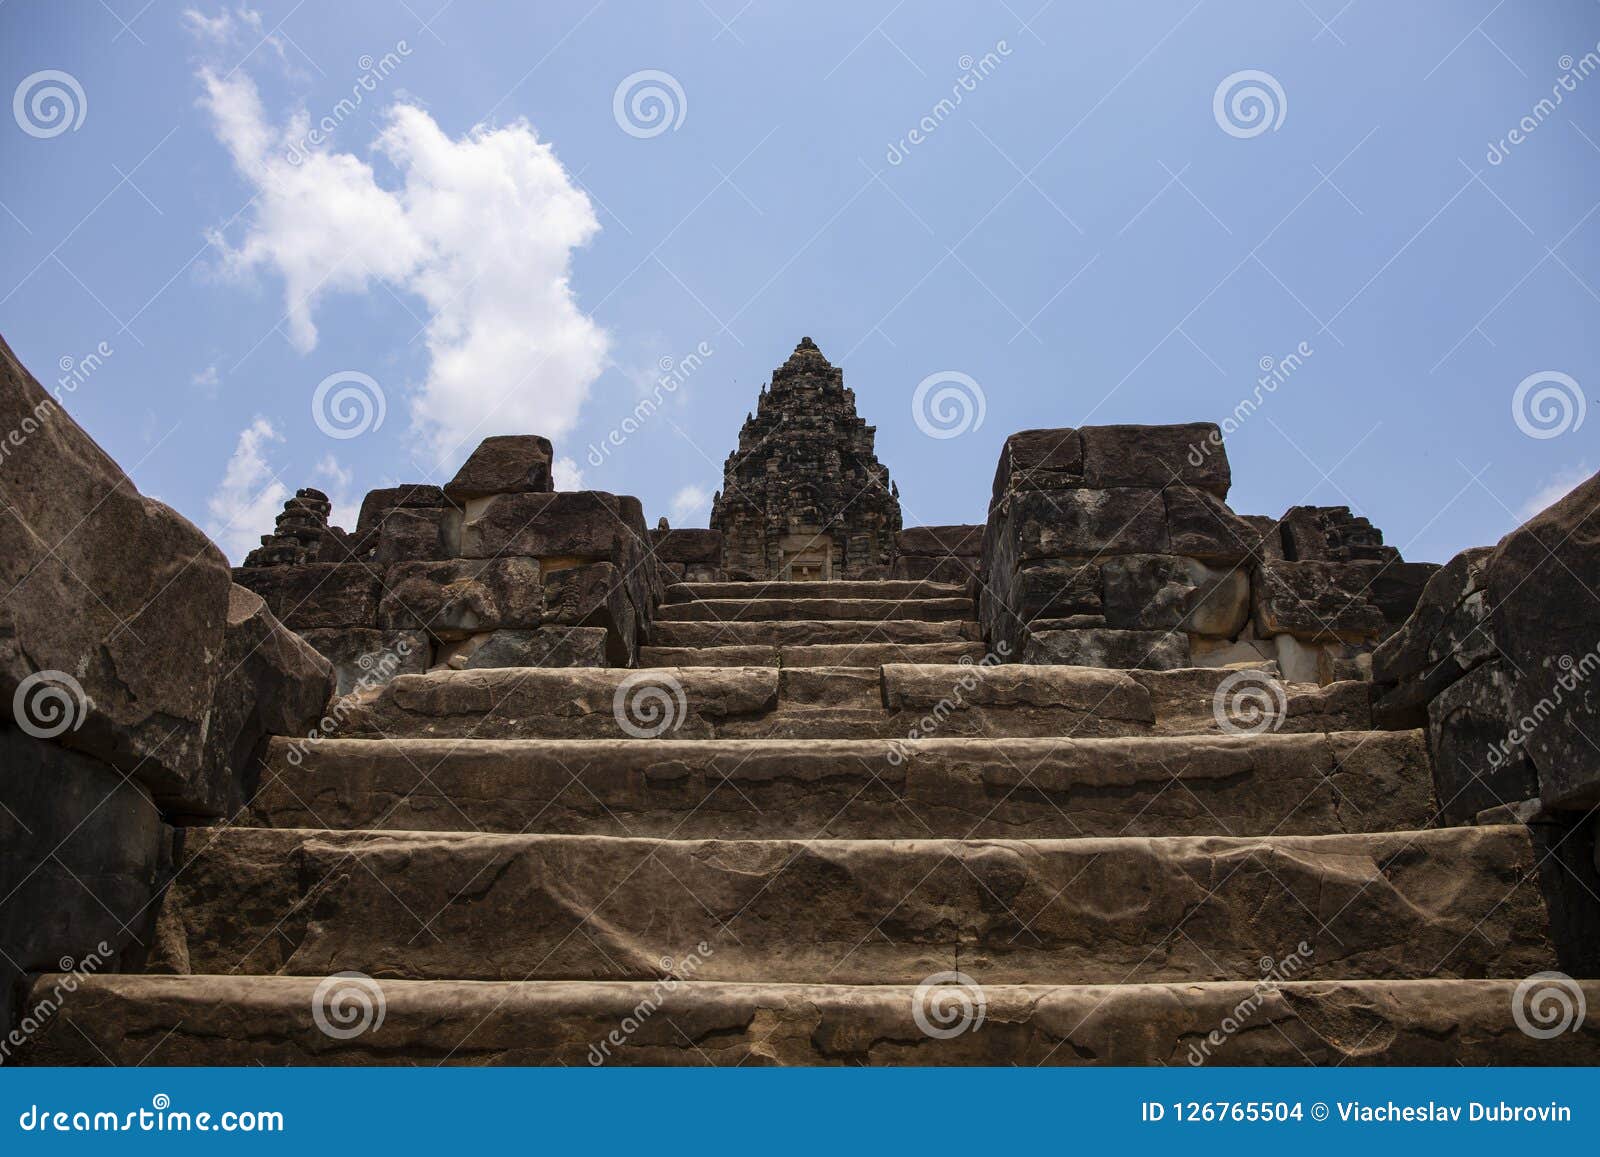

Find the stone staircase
[[20, 579, 1600, 1065]]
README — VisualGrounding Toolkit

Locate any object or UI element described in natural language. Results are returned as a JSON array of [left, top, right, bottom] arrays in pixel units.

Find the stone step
[[329, 664, 1370, 741], [21, 975, 1599, 1066], [639, 641, 992, 668], [665, 580, 966, 603], [649, 619, 984, 647], [653, 597, 974, 623], [248, 731, 1432, 839], [153, 826, 1550, 986]]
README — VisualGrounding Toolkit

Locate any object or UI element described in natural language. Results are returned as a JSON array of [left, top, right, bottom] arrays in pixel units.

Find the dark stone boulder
[[544, 562, 637, 665], [1484, 470, 1600, 809], [989, 428, 1084, 508], [1251, 560, 1387, 643], [0, 334, 232, 808], [443, 435, 554, 503]]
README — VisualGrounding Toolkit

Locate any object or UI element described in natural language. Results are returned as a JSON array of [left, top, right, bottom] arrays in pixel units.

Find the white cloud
[[669, 483, 711, 525], [552, 455, 583, 491], [196, 66, 607, 472], [208, 417, 287, 563], [1520, 462, 1594, 520]]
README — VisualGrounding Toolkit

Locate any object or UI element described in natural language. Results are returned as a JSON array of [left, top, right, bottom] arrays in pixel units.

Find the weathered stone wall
[[980, 425, 1435, 677], [0, 334, 331, 1040], [235, 435, 659, 686]]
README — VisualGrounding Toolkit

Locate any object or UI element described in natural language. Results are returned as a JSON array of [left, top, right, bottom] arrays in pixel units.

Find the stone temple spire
[[709, 337, 901, 580]]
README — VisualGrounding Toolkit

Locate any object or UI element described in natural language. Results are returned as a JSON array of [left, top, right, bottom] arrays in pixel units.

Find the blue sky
[[1, 0, 1596, 563]]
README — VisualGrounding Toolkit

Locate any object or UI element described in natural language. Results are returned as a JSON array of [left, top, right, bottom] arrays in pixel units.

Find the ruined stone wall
[[979, 425, 1436, 678], [234, 435, 659, 692]]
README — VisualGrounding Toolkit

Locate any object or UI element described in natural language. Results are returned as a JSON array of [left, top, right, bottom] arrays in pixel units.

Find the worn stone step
[[653, 597, 974, 623], [649, 619, 984, 647], [248, 731, 1433, 839], [153, 826, 1550, 986], [665, 580, 966, 603], [639, 641, 991, 668], [330, 663, 1370, 741], [21, 975, 1599, 1066]]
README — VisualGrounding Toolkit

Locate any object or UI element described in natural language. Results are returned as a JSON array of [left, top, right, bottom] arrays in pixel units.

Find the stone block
[[648, 528, 723, 565], [1100, 555, 1250, 636], [355, 485, 450, 535], [380, 558, 544, 637], [361, 506, 459, 566], [232, 562, 382, 630], [544, 562, 637, 665], [436, 627, 610, 670], [0, 727, 171, 1039], [989, 428, 1084, 508], [1251, 560, 1387, 643], [1428, 661, 1538, 824], [1080, 423, 1230, 498], [991, 488, 1169, 568], [1163, 487, 1258, 564], [1021, 628, 1191, 670], [193, 586, 333, 818], [443, 435, 554, 502], [298, 628, 429, 699], [896, 524, 982, 556]]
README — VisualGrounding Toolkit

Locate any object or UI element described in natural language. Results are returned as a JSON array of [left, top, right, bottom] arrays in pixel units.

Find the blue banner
[[2, 1068, 1593, 1153]]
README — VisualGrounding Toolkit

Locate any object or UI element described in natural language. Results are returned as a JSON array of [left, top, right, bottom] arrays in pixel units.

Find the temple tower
[[709, 337, 901, 580]]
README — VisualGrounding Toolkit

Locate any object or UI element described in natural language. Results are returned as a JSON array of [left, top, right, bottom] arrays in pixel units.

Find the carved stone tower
[[710, 337, 902, 580]]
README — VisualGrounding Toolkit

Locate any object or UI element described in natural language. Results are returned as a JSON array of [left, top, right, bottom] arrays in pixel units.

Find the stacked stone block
[[649, 525, 724, 584], [892, 525, 981, 586], [980, 425, 1432, 678], [233, 435, 656, 689]]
